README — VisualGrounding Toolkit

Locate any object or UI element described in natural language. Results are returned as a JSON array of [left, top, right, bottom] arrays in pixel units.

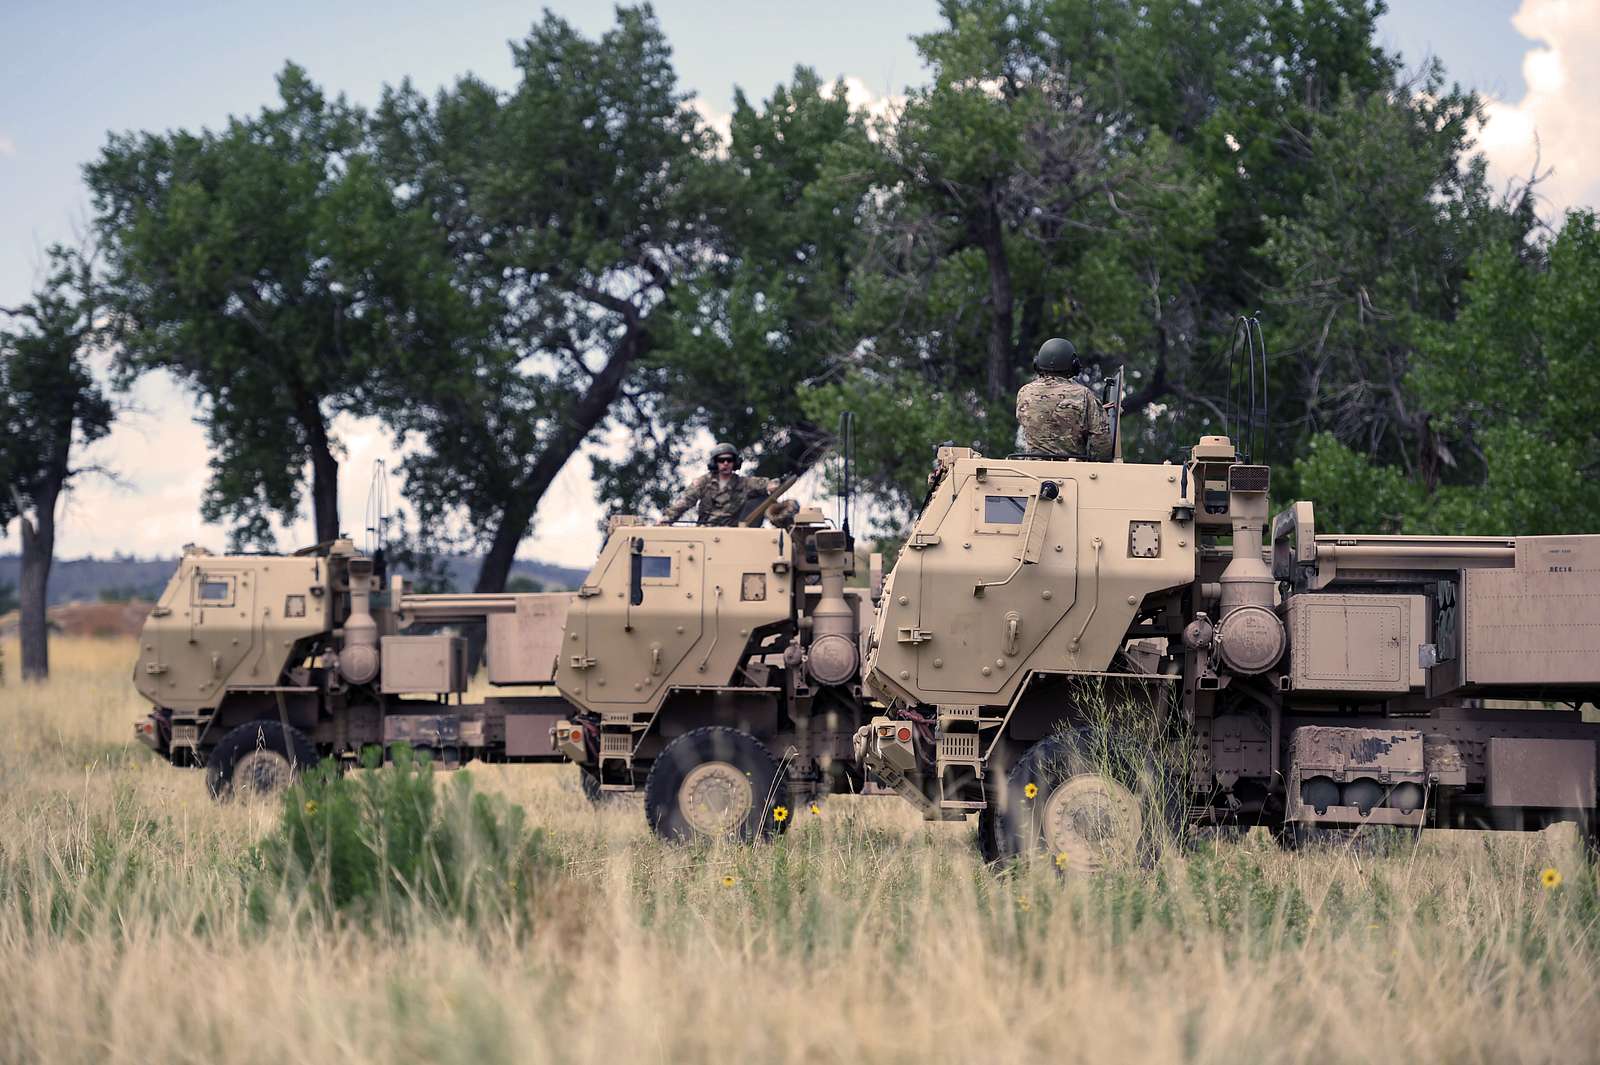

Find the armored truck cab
[[547, 510, 880, 837], [860, 436, 1600, 867]]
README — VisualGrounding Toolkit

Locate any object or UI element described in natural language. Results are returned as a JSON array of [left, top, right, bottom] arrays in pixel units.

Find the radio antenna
[[1226, 314, 1269, 464], [838, 411, 855, 543], [363, 459, 391, 556]]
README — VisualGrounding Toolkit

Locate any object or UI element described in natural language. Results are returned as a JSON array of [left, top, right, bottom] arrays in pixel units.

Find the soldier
[[662, 442, 798, 527], [1015, 337, 1113, 459]]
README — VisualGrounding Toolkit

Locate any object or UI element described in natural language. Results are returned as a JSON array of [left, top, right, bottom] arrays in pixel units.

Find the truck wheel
[[994, 731, 1177, 870], [643, 727, 788, 842], [976, 806, 1004, 864], [205, 720, 318, 801]]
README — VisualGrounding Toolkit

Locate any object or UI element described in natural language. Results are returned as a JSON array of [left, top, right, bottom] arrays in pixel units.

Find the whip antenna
[[363, 459, 391, 557]]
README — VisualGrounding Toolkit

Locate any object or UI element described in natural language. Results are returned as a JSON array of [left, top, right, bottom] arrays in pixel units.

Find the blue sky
[[2, 0, 1595, 564]]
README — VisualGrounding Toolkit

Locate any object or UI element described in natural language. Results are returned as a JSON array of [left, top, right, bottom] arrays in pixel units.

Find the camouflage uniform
[[1015, 373, 1113, 459], [662, 473, 797, 528]]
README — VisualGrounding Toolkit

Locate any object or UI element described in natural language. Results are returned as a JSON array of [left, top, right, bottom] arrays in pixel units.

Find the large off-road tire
[[993, 730, 1179, 871], [976, 805, 1004, 865], [643, 727, 788, 843], [205, 720, 318, 801]]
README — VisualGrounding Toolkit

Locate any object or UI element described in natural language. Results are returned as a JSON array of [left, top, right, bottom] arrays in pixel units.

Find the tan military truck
[[133, 507, 881, 840], [132, 539, 574, 796], [857, 435, 1600, 866]]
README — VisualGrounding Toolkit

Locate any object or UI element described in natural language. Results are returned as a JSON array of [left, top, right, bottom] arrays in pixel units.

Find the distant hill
[[0, 553, 588, 606]]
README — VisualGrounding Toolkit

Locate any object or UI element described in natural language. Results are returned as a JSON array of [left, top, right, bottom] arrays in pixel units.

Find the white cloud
[[839, 76, 905, 128], [1476, 0, 1600, 220], [3, 371, 609, 569], [0, 135, 15, 158], [688, 97, 733, 150]]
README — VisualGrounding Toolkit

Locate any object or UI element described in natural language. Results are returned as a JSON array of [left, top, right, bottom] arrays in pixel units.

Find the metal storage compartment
[[486, 593, 570, 685], [1287, 594, 1424, 694], [379, 634, 468, 694]]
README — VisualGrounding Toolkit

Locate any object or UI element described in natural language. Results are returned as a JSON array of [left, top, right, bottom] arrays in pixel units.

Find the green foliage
[[1, 245, 114, 678], [87, 65, 459, 547], [372, 6, 713, 588], [252, 746, 558, 930], [0, 246, 114, 528], [1290, 432, 1425, 533], [607, 68, 874, 515], [72, 0, 1585, 548], [1294, 211, 1600, 535]]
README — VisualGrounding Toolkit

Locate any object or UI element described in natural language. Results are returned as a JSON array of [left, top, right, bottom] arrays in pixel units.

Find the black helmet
[[708, 442, 740, 471], [1034, 337, 1081, 375]]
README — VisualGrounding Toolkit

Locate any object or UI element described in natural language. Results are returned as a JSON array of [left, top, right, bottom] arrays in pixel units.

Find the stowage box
[[379, 635, 468, 694], [1286, 594, 1425, 694]]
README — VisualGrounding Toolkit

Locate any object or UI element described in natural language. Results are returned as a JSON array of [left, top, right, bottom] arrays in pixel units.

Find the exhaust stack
[[806, 529, 858, 685], [339, 556, 380, 685], [1214, 465, 1285, 674]]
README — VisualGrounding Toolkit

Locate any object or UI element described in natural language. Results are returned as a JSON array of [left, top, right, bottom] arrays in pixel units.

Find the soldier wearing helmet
[[1015, 338, 1113, 460], [662, 442, 798, 527]]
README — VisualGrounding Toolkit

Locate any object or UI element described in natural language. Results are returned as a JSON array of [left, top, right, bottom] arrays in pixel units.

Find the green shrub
[[252, 745, 558, 930]]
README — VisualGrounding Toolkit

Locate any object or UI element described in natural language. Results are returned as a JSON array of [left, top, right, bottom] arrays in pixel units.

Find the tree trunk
[[975, 193, 1016, 403], [477, 497, 538, 595], [16, 482, 58, 682], [474, 327, 651, 593], [294, 390, 341, 544]]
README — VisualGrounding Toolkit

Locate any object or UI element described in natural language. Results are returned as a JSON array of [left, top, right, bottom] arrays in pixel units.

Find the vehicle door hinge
[[908, 533, 941, 550], [150, 606, 171, 618], [144, 662, 168, 675], [569, 655, 598, 669], [577, 585, 603, 598], [897, 627, 934, 645]]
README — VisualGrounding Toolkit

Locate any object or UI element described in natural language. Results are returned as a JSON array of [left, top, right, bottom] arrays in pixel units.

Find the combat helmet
[[1034, 337, 1081, 376], [708, 441, 740, 471]]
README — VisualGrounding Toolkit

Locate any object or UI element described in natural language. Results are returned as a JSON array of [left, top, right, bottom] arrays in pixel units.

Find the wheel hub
[[232, 749, 295, 796], [678, 760, 755, 836], [1039, 774, 1143, 872]]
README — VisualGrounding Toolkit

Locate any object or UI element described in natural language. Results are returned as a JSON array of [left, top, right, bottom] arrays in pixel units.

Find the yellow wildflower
[[721, 875, 737, 888], [1023, 782, 1039, 800], [1016, 894, 1032, 912], [1540, 867, 1563, 890], [304, 800, 318, 816], [809, 803, 821, 816], [1054, 851, 1070, 870], [773, 805, 789, 823]]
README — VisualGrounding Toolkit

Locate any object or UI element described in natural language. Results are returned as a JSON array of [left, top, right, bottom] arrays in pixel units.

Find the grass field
[[2, 637, 1598, 1064]]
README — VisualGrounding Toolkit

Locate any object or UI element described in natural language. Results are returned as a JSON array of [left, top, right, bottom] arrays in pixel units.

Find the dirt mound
[[0, 599, 152, 639]]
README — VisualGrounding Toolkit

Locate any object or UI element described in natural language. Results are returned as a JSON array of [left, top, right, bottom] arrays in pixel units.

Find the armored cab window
[[629, 542, 681, 604], [983, 495, 1029, 525], [193, 576, 235, 606]]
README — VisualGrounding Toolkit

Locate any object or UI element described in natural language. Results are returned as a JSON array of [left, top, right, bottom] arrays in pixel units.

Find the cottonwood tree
[[0, 247, 114, 680], [597, 68, 876, 517], [804, 0, 1514, 528], [372, 7, 714, 591], [1297, 209, 1600, 535], [1266, 71, 1537, 510], [87, 65, 451, 547]]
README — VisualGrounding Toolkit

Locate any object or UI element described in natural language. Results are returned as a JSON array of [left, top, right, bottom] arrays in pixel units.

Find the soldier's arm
[[661, 476, 705, 523], [1090, 393, 1115, 456]]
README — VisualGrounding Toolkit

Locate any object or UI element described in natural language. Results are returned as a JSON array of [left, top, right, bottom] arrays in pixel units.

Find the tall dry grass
[[2, 637, 1597, 1064]]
